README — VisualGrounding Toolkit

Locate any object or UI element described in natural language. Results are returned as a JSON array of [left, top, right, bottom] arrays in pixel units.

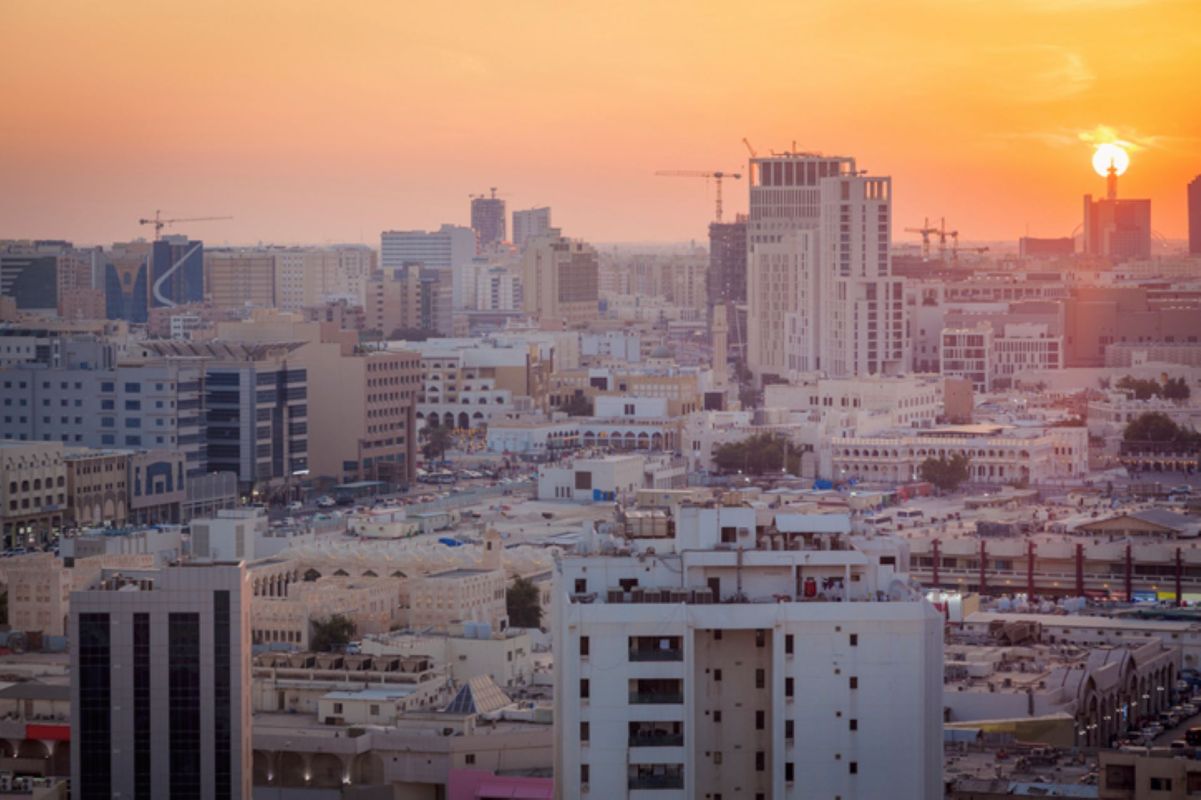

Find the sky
[[2, 0, 1199, 247]]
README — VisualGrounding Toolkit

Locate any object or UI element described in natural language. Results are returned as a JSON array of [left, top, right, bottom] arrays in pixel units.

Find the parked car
[[287, 500, 304, 512], [315, 495, 336, 509]]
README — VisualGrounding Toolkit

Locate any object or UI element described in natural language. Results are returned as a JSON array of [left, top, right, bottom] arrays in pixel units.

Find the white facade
[[594, 395, 669, 419], [513, 207, 552, 249], [538, 455, 647, 502], [380, 225, 476, 309], [553, 504, 943, 800], [190, 507, 269, 562], [474, 266, 522, 311]]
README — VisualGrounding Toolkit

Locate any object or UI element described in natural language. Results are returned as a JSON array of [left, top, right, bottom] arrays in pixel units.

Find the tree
[[1124, 412, 1201, 447], [1116, 375, 1163, 400], [712, 433, 801, 475], [310, 614, 357, 652], [1164, 376, 1192, 401], [422, 425, 453, 462], [389, 327, 436, 342], [506, 576, 543, 629], [560, 394, 594, 417], [918, 453, 972, 493]]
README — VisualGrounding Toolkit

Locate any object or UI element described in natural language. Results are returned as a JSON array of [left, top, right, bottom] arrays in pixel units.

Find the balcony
[[629, 692, 684, 705], [629, 648, 683, 662], [629, 771, 684, 790], [629, 636, 683, 662], [629, 732, 684, 747]]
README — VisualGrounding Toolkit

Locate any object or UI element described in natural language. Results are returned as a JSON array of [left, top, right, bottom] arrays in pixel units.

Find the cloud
[[995, 124, 1200, 153], [980, 45, 1094, 102]]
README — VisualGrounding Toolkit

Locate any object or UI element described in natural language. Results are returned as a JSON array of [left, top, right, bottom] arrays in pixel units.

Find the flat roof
[[322, 687, 415, 701], [966, 610, 1200, 633]]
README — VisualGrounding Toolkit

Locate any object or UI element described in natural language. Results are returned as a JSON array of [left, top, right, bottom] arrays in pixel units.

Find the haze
[[2, 0, 1199, 245]]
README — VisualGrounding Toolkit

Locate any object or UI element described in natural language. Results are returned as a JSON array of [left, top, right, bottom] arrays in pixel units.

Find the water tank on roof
[[464, 621, 479, 639], [477, 623, 492, 639]]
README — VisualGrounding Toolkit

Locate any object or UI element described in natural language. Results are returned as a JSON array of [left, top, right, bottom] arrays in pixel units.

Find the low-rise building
[[0, 441, 66, 549]]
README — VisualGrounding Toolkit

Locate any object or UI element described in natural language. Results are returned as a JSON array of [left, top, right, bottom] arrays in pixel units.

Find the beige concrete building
[[548, 368, 702, 417], [205, 249, 276, 309], [274, 246, 376, 311], [407, 568, 508, 633], [64, 448, 129, 528], [0, 552, 154, 636], [1, 441, 66, 549], [251, 576, 401, 648], [365, 268, 422, 336], [216, 318, 421, 487], [521, 235, 599, 328]]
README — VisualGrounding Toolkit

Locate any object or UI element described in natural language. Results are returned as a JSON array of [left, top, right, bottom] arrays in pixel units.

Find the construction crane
[[742, 138, 758, 158], [935, 218, 958, 262], [655, 170, 742, 223], [904, 217, 940, 260], [952, 243, 990, 263], [138, 210, 233, 240]]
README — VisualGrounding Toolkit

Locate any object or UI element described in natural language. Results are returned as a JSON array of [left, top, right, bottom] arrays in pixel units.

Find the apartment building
[[205, 249, 276, 309], [64, 448, 130, 528], [521, 235, 599, 327], [70, 562, 251, 799], [553, 503, 943, 799], [273, 245, 376, 310]]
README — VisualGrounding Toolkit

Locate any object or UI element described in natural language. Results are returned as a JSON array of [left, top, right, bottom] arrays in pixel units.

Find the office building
[[1083, 167, 1151, 262], [380, 225, 476, 273], [1190, 175, 1201, 256], [150, 235, 204, 309], [521, 235, 599, 327], [1, 247, 59, 313], [0, 361, 207, 476], [105, 241, 153, 323], [204, 250, 276, 309], [553, 503, 943, 799], [471, 190, 506, 249], [1018, 236, 1074, 259], [70, 562, 251, 799], [513, 206, 552, 249], [707, 216, 747, 355], [474, 266, 522, 311], [274, 245, 376, 311], [215, 319, 421, 488], [365, 267, 423, 336]]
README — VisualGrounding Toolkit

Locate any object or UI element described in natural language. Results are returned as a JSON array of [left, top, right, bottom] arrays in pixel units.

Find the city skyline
[[2, 0, 1200, 246]]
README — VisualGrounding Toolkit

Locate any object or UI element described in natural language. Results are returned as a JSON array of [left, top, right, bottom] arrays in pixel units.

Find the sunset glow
[[1, 0, 1199, 244]]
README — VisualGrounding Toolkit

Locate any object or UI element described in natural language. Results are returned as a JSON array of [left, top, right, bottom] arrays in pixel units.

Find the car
[[1171, 739, 1190, 751], [287, 501, 304, 512], [315, 495, 336, 509], [1181, 703, 1198, 716]]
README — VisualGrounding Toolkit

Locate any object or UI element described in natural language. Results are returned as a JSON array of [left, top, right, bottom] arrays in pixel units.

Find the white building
[[274, 246, 377, 310], [380, 225, 476, 309], [942, 321, 1063, 392], [70, 562, 251, 799], [513, 207, 552, 250], [553, 503, 943, 799], [538, 454, 651, 502], [747, 155, 906, 379], [473, 265, 523, 311]]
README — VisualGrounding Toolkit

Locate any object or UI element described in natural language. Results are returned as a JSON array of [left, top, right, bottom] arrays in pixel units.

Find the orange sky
[[2, 0, 1199, 247]]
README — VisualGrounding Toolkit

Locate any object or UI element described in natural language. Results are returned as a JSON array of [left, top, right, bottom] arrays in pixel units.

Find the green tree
[[310, 614, 357, 652], [1163, 376, 1192, 401], [1124, 412, 1201, 447], [918, 453, 972, 492], [560, 394, 594, 417], [506, 576, 543, 629], [422, 425, 454, 462], [712, 433, 801, 475], [1116, 375, 1163, 400]]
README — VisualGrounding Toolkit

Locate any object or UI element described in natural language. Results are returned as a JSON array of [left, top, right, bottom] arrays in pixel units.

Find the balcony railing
[[628, 774, 685, 790], [629, 733, 685, 747], [629, 649, 683, 662], [629, 692, 684, 705]]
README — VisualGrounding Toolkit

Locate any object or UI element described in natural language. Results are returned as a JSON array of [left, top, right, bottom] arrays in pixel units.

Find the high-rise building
[[274, 245, 377, 310], [70, 562, 251, 799], [380, 225, 476, 309], [150, 235, 204, 308], [1083, 168, 1151, 262], [471, 189, 506, 249], [204, 250, 277, 309], [747, 154, 906, 378], [1189, 175, 1201, 256], [521, 234, 599, 328], [1, 247, 60, 313], [513, 206, 552, 249], [105, 241, 152, 322], [553, 503, 943, 799], [707, 216, 747, 318]]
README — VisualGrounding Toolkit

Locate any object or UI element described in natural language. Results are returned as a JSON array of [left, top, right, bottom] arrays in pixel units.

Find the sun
[[1092, 142, 1130, 177]]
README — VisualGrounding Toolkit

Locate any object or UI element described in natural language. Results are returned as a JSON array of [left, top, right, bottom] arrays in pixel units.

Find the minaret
[[712, 303, 729, 387], [1107, 161, 1118, 201], [482, 526, 502, 571]]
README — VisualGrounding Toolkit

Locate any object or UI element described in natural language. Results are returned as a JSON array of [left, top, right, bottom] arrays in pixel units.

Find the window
[[849, 676, 858, 689], [464, 753, 475, 765], [574, 578, 586, 594], [713, 751, 722, 765], [369, 704, 380, 715], [850, 762, 858, 775], [785, 719, 794, 739], [785, 762, 795, 782], [713, 710, 722, 723], [755, 629, 766, 647], [785, 678, 794, 698], [580, 765, 589, 784], [580, 722, 589, 742], [849, 719, 858, 731], [755, 669, 765, 689], [580, 679, 589, 699], [755, 710, 765, 730], [850, 633, 859, 647], [580, 637, 589, 657], [714, 669, 722, 682], [785, 634, 794, 655], [333, 703, 343, 714], [755, 751, 765, 771]]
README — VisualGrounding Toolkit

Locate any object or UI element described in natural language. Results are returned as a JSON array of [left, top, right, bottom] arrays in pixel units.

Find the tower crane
[[655, 170, 743, 223], [138, 210, 233, 241], [742, 138, 758, 158], [935, 217, 958, 262], [904, 217, 940, 260]]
